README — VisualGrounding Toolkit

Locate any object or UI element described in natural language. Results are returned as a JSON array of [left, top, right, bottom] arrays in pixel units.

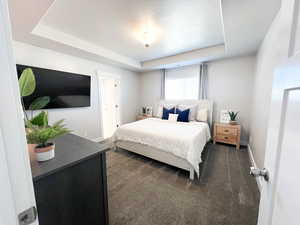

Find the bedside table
[[213, 123, 241, 149], [136, 115, 153, 121]]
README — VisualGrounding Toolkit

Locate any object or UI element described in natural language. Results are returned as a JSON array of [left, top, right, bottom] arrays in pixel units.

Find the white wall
[[249, 1, 293, 168], [13, 41, 140, 140], [139, 70, 162, 115], [207, 56, 255, 144], [139, 56, 255, 144]]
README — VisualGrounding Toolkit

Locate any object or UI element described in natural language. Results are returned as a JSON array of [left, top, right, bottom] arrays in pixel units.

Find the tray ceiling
[[8, 0, 281, 70], [41, 0, 225, 61]]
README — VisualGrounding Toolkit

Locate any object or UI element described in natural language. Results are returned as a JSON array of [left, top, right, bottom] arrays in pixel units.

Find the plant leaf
[[43, 111, 48, 127], [26, 118, 70, 145], [30, 111, 48, 127], [18, 68, 36, 97], [29, 96, 50, 110]]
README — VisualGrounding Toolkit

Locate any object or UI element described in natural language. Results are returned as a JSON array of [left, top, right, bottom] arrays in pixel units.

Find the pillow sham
[[176, 108, 190, 122], [162, 107, 175, 120], [168, 113, 178, 122], [196, 109, 208, 122], [156, 104, 176, 118], [177, 104, 198, 121]]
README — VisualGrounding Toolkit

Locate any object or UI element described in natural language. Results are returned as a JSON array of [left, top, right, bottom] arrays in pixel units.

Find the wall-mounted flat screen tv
[[17, 64, 91, 110]]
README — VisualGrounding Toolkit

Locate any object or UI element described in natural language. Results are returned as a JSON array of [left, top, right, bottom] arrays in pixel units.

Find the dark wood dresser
[[30, 134, 110, 225]]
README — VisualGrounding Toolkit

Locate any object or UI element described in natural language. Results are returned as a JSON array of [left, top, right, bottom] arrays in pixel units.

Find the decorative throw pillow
[[176, 108, 190, 122], [162, 107, 175, 120], [168, 113, 178, 122], [196, 109, 208, 122], [177, 104, 198, 121], [157, 104, 176, 118]]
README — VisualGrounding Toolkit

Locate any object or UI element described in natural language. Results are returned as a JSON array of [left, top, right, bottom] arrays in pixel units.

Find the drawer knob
[[224, 137, 228, 139], [225, 129, 229, 132]]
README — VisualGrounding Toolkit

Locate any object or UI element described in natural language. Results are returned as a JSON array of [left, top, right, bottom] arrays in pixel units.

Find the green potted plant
[[18, 67, 70, 161], [26, 111, 70, 161], [142, 106, 147, 115], [228, 111, 239, 125], [18, 68, 50, 118], [18, 68, 51, 159]]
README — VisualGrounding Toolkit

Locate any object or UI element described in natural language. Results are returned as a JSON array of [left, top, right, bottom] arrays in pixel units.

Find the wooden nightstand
[[136, 115, 153, 121], [213, 123, 241, 150]]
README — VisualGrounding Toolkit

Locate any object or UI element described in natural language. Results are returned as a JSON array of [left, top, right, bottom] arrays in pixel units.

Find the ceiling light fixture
[[143, 31, 150, 48]]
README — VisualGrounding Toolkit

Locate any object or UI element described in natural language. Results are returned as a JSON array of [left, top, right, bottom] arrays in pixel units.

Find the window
[[164, 67, 199, 100]]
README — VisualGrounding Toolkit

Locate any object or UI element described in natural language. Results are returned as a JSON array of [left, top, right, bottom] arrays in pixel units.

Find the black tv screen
[[17, 64, 91, 110]]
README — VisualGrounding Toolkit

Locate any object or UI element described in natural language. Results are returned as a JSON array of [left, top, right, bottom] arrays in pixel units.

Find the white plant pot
[[229, 120, 238, 125], [35, 144, 55, 162]]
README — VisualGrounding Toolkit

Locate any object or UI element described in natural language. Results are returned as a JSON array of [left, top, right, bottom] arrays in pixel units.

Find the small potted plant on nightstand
[[228, 111, 239, 125], [26, 111, 70, 162]]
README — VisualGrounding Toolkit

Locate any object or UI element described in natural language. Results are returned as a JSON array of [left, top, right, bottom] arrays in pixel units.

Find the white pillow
[[196, 109, 208, 122], [156, 104, 176, 118], [168, 113, 178, 122], [177, 104, 198, 121]]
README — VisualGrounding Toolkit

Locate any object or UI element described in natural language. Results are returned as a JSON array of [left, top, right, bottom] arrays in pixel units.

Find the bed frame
[[115, 100, 213, 180]]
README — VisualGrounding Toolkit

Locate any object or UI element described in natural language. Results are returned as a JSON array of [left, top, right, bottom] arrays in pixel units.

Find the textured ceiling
[[41, 0, 224, 61], [8, 0, 281, 70]]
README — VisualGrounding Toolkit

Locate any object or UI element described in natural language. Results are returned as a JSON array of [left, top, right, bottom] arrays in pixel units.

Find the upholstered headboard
[[158, 99, 213, 127]]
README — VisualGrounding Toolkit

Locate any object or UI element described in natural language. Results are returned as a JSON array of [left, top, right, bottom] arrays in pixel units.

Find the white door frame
[[0, 0, 38, 224], [258, 55, 300, 225], [96, 71, 121, 139], [258, 0, 300, 224]]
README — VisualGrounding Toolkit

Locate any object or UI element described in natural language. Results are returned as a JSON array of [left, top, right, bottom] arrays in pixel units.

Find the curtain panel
[[199, 63, 208, 99], [160, 68, 166, 99], [161, 64, 208, 100]]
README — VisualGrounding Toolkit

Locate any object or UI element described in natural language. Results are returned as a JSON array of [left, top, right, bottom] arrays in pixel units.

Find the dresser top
[[30, 134, 110, 181], [214, 122, 241, 128]]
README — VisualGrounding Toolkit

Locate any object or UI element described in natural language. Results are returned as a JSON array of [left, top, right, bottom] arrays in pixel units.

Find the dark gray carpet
[[106, 143, 260, 225]]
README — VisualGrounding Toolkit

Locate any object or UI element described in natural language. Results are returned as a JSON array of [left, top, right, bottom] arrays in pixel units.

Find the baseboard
[[247, 144, 262, 192]]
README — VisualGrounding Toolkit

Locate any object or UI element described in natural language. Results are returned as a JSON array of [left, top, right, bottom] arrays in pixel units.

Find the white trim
[[247, 144, 262, 192], [0, 0, 38, 223], [288, 0, 300, 57], [97, 72, 122, 138], [92, 137, 105, 142], [219, 0, 228, 52], [0, 128, 19, 225], [32, 24, 141, 70]]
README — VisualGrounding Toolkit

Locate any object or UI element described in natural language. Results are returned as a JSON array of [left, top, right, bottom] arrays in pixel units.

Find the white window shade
[[165, 66, 199, 100]]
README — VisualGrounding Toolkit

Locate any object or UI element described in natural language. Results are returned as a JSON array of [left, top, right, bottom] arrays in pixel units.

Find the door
[[99, 76, 121, 139], [257, 1, 300, 224], [0, 0, 38, 224], [257, 55, 300, 225]]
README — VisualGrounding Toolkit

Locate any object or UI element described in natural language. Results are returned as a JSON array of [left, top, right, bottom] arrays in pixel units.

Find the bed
[[113, 100, 213, 180]]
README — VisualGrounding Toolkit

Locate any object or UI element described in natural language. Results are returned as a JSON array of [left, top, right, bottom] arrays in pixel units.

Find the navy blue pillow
[[162, 107, 175, 120], [176, 108, 190, 122]]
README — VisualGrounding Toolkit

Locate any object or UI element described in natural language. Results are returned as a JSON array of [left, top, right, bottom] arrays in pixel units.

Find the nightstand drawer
[[213, 122, 241, 149], [215, 134, 237, 144], [216, 126, 237, 136]]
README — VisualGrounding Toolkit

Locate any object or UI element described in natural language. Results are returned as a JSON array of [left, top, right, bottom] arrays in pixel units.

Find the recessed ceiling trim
[[219, 0, 228, 52], [32, 24, 142, 69], [142, 44, 226, 69]]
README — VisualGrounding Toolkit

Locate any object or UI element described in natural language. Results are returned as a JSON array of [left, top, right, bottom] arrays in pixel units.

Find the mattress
[[113, 118, 211, 175]]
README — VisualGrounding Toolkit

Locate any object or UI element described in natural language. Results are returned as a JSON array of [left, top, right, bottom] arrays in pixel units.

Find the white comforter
[[113, 118, 211, 176]]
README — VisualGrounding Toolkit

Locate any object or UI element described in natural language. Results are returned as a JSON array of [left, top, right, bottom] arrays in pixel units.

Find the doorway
[[99, 76, 121, 139]]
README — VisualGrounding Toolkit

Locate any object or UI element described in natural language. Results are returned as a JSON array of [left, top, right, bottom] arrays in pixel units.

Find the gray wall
[[13, 41, 140, 141], [139, 56, 256, 144], [207, 56, 255, 144], [249, 2, 293, 168]]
